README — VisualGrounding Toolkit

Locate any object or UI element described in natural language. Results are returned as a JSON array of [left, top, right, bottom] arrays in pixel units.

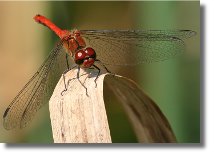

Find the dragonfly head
[[75, 47, 96, 68]]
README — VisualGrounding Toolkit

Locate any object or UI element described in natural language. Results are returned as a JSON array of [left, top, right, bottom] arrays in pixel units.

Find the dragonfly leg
[[95, 59, 115, 76], [92, 65, 101, 88], [77, 65, 89, 96], [66, 53, 70, 69], [61, 64, 77, 96]]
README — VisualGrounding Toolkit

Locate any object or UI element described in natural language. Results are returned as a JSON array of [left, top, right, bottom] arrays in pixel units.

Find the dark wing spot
[[3, 108, 10, 118]]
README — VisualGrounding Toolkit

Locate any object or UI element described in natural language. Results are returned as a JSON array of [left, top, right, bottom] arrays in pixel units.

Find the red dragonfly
[[3, 14, 196, 130]]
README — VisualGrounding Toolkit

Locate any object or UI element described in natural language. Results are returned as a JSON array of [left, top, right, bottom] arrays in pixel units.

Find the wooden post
[[49, 68, 112, 143]]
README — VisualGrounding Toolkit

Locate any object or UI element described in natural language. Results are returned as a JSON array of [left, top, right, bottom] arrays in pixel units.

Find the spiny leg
[[93, 59, 115, 88], [95, 59, 115, 76], [93, 65, 101, 87], [66, 53, 70, 69], [77, 66, 89, 96], [61, 64, 77, 95]]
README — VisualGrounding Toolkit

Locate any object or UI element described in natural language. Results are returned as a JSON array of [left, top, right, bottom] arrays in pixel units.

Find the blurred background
[[0, 1, 199, 143]]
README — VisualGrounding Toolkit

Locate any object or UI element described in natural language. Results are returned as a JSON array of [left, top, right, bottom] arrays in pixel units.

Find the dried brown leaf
[[49, 68, 177, 143]]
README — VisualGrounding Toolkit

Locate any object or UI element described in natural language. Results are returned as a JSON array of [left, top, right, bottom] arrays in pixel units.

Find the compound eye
[[85, 47, 96, 56], [83, 58, 95, 68], [75, 50, 86, 60]]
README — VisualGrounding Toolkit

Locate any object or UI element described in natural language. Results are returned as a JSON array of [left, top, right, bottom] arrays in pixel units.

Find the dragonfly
[[3, 14, 196, 130]]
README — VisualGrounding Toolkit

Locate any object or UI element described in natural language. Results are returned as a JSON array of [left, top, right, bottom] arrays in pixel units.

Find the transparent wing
[[3, 41, 74, 130], [3, 29, 196, 130], [80, 30, 196, 66]]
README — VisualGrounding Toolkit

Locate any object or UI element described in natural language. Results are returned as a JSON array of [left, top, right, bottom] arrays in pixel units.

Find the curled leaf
[[49, 68, 177, 143]]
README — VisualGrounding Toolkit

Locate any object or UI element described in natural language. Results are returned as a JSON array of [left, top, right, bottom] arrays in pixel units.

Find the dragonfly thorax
[[63, 30, 86, 57]]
